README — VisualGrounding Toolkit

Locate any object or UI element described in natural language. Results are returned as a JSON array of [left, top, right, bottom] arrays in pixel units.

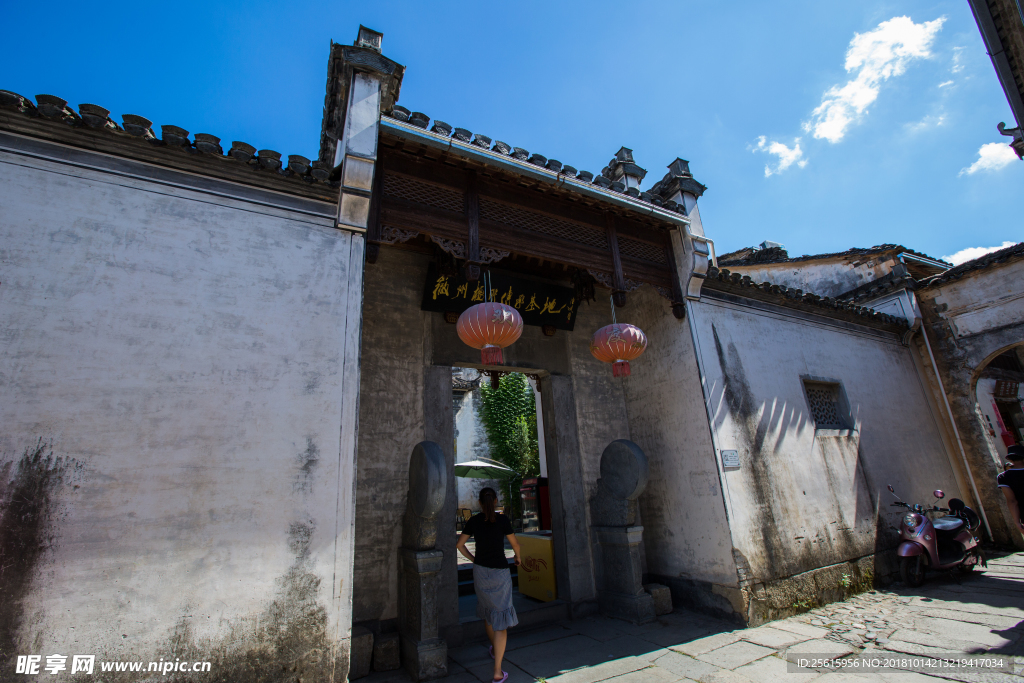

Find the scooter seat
[[933, 516, 964, 532]]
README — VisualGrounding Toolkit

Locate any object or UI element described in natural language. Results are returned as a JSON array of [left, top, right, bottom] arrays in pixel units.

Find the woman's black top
[[998, 468, 1024, 521], [462, 512, 514, 569]]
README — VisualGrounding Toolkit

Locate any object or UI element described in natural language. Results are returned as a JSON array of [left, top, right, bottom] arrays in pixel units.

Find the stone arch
[[968, 341, 1024, 393]]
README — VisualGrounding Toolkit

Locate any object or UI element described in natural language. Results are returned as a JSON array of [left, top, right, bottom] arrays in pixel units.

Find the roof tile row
[[921, 241, 1024, 287], [0, 91, 335, 185], [706, 266, 909, 328], [385, 105, 692, 214]]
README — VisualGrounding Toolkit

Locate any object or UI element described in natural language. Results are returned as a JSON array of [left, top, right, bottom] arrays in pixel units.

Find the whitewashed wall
[[688, 297, 961, 584], [619, 286, 739, 591], [0, 145, 361, 678], [724, 258, 895, 298], [453, 386, 500, 511]]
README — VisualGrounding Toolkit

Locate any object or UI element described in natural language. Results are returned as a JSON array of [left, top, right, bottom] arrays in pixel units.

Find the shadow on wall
[[0, 441, 80, 670], [0, 441, 349, 682], [706, 326, 906, 621]]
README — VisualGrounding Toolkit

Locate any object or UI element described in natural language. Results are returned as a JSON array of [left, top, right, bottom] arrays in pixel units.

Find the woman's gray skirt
[[473, 564, 519, 631]]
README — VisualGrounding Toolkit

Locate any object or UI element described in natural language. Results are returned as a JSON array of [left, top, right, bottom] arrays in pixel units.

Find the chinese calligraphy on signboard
[[421, 266, 582, 331]]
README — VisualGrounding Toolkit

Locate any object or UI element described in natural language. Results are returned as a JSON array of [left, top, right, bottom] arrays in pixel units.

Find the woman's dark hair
[[479, 487, 498, 523]]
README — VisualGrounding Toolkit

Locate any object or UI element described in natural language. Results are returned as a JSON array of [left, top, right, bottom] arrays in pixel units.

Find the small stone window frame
[[801, 376, 856, 435]]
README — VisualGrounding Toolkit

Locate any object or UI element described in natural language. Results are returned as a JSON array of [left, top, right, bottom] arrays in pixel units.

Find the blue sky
[[3, 0, 1020, 262]]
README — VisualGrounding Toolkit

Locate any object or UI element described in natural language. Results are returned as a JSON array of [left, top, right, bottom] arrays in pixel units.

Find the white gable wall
[[0, 142, 362, 676]]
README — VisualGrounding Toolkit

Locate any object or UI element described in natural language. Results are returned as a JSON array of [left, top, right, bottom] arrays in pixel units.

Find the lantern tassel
[[612, 360, 631, 377], [481, 346, 503, 366]]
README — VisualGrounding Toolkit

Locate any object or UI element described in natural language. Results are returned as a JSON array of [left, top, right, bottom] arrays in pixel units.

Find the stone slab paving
[[360, 552, 1024, 683]]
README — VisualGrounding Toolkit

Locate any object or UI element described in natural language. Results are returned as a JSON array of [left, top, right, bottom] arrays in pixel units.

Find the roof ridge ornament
[[602, 146, 647, 190]]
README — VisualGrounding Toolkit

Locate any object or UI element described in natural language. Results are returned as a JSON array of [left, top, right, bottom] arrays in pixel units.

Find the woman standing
[[456, 487, 521, 683]]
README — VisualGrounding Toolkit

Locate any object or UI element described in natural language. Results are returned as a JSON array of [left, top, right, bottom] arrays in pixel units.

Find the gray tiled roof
[[0, 91, 334, 188], [382, 105, 703, 214], [920, 241, 1024, 287]]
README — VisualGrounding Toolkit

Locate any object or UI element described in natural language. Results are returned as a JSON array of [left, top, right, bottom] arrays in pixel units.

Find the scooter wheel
[[900, 556, 925, 587]]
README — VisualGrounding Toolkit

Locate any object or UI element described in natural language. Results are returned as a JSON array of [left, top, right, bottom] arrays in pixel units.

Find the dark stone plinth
[[399, 549, 446, 680], [402, 442, 446, 550], [373, 632, 400, 671], [401, 637, 447, 681], [398, 441, 448, 680], [594, 526, 654, 624], [349, 625, 374, 679]]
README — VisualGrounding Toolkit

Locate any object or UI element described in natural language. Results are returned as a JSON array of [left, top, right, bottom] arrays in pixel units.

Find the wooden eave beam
[[379, 197, 670, 288], [379, 147, 670, 247]]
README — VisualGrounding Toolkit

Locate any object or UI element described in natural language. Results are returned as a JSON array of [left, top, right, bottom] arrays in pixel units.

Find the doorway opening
[[975, 346, 1024, 463], [451, 367, 561, 626]]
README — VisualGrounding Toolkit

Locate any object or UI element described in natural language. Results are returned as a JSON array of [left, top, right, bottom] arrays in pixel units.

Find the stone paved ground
[[362, 552, 1024, 683]]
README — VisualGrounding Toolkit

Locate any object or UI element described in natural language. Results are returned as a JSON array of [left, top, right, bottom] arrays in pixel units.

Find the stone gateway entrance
[[3, 23, 1020, 683]]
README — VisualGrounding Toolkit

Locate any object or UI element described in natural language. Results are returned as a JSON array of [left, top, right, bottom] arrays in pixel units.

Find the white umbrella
[[454, 457, 517, 479], [454, 458, 520, 515]]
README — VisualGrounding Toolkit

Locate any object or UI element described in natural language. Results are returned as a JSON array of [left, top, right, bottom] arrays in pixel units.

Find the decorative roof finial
[[354, 25, 383, 53]]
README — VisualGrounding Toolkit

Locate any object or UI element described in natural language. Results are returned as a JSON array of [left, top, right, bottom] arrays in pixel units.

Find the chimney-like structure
[[650, 159, 712, 302], [602, 147, 647, 190], [319, 26, 405, 232]]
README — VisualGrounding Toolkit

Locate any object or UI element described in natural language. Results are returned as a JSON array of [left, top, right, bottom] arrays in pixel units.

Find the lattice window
[[383, 173, 464, 213], [479, 198, 609, 251], [804, 382, 846, 429], [617, 238, 668, 265]]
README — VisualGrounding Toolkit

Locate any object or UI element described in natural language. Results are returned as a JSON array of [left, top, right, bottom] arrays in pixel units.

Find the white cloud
[[959, 142, 1019, 176], [804, 16, 946, 143], [942, 241, 1016, 266], [938, 80, 954, 88], [753, 136, 808, 177], [951, 46, 965, 73], [905, 113, 946, 132]]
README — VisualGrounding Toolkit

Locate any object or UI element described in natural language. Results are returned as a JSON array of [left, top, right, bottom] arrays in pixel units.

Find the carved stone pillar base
[[398, 549, 447, 680], [594, 526, 655, 624], [598, 590, 656, 625], [400, 637, 448, 681]]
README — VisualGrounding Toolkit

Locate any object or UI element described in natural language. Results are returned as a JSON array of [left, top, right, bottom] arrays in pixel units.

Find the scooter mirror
[[887, 485, 895, 493], [933, 490, 944, 499]]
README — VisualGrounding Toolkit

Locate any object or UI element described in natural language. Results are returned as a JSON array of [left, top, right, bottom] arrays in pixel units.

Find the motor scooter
[[887, 485, 985, 587]]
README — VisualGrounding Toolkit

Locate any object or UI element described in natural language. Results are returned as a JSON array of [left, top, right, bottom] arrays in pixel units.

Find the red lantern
[[590, 324, 647, 377], [457, 302, 524, 365]]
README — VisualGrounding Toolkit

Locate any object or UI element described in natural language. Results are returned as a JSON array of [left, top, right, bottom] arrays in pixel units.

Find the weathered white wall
[[0, 148, 361, 676], [453, 386, 499, 511], [688, 297, 962, 584], [619, 286, 739, 590], [566, 298, 633, 505], [724, 257, 896, 298], [928, 260, 1024, 339]]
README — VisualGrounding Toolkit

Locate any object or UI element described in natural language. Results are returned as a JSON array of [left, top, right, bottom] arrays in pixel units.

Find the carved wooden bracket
[[465, 171, 481, 281], [366, 157, 384, 264], [605, 213, 627, 308]]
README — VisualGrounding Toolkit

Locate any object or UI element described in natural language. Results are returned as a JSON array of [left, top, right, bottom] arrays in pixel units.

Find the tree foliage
[[479, 373, 539, 520]]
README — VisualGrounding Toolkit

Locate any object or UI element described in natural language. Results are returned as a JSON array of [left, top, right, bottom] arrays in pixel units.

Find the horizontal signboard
[[422, 265, 581, 331]]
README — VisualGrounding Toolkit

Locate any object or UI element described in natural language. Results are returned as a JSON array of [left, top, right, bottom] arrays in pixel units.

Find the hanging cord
[[610, 295, 617, 324]]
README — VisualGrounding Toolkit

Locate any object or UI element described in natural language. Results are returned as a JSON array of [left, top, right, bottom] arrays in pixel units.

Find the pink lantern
[[456, 302, 523, 365], [590, 323, 647, 377]]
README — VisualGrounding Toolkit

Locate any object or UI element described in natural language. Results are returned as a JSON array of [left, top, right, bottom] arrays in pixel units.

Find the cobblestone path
[[363, 551, 1024, 683]]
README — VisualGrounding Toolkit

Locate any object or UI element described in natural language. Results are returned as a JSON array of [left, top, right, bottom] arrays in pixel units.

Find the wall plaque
[[721, 450, 740, 469], [422, 265, 582, 331]]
